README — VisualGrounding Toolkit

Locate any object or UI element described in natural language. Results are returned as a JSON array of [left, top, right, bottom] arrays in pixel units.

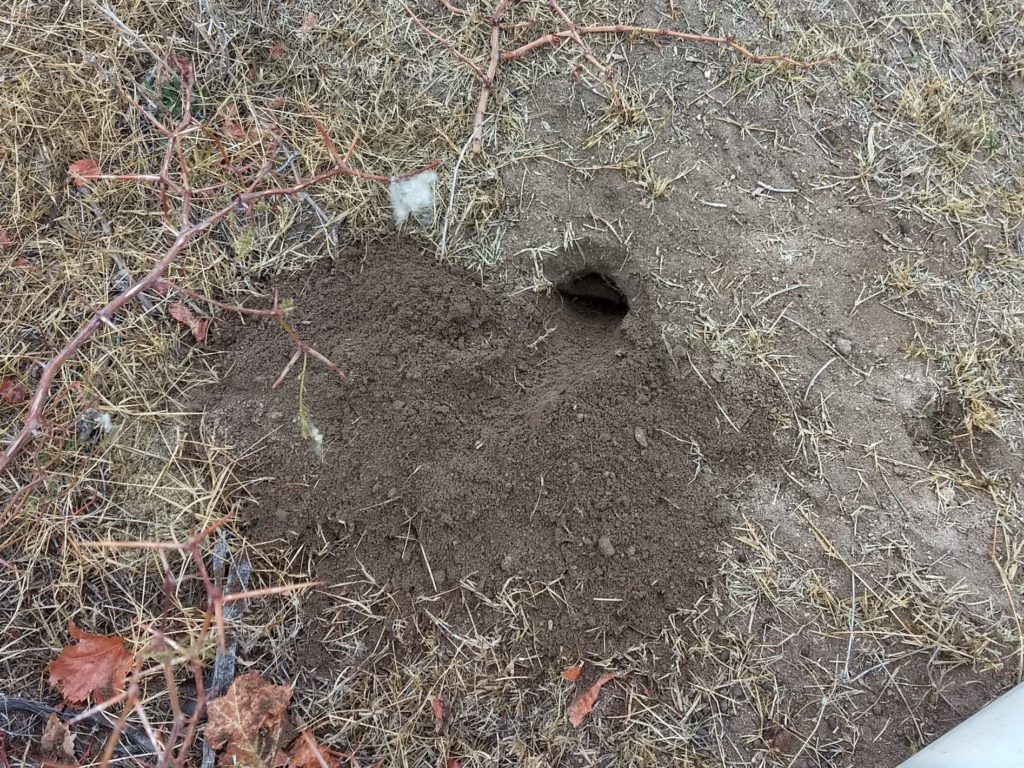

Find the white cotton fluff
[[300, 414, 324, 460], [388, 170, 437, 228]]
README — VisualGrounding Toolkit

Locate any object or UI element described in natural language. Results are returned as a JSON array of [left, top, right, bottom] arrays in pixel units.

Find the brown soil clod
[[202, 235, 782, 660]]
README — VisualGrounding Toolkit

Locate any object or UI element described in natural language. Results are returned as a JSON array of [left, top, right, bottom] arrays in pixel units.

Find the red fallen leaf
[[0, 380, 26, 406], [269, 42, 285, 61], [567, 672, 617, 728], [68, 159, 101, 187], [207, 673, 292, 768], [446, 760, 460, 768], [49, 623, 132, 705], [288, 732, 341, 768], [561, 662, 583, 683], [168, 55, 194, 85], [0, 226, 12, 251], [169, 302, 209, 343], [431, 697, 444, 733]]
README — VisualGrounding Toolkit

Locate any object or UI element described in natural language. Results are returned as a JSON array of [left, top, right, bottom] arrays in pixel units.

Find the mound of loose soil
[[202, 236, 781, 657]]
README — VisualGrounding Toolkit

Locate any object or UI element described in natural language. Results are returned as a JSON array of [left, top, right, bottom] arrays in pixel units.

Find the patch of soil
[[201, 236, 782, 659]]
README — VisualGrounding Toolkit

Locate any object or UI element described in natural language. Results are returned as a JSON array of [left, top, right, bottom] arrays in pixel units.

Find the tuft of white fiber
[[389, 170, 437, 228]]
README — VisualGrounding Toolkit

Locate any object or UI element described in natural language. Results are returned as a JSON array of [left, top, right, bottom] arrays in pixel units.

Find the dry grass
[[2, 0, 1023, 766]]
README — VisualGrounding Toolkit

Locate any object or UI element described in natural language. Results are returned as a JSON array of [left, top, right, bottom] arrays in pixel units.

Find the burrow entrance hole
[[555, 271, 630, 322]]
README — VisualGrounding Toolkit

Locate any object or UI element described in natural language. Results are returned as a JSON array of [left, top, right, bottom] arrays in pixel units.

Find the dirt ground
[[2, 0, 1023, 766], [204, 235, 780, 657]]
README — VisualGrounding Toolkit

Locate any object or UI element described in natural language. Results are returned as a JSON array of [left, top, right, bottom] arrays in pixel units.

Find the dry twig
[[0, 60, 434, 473], [403, 0, 827, 153]]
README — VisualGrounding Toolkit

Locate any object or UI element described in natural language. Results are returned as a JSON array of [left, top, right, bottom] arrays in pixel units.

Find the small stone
[[626, 545, 636, 557], [500, 553, 515, 573], [634, 426, 648, 449], [768, 726, 798, 754], [834, 336, 853, 357], [268, 410, 283, 422], [387, 487, 399, 498], [598, 536, 616, 557]]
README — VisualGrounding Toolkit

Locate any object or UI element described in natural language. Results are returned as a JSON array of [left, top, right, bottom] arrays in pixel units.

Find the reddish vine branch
[[403, 0, 827, 153], [502, 23, 816, 65], [0, 63, 435, 473]]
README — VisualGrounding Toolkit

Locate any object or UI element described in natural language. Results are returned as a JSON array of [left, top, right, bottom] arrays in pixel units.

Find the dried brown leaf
[[567, 672, 617, 727], [222, 120, 250, 142], [561, 662, 583, 683], [0, 380, 26, 406], [41, 714, 76, 764], [206, 673, 292, 768], [0, 226, 12, 251], [287, 732, 341, 768], [48, 623, 132, 705], [169, 302, 210, 343], [168, 54, 194, 85], [298, 12, 318, 35], [431, 697, 444, 733], [67, 159, 100, 187]]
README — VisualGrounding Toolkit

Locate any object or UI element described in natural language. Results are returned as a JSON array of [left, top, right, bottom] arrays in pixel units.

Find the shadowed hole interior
[[555, 271, 629, 321]]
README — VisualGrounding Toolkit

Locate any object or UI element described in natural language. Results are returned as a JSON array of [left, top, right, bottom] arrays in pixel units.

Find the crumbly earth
[[203, 236, 782, 658]]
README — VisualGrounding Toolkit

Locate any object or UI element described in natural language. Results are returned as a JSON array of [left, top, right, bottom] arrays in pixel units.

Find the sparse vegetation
[[1, 1, 1022, 767]]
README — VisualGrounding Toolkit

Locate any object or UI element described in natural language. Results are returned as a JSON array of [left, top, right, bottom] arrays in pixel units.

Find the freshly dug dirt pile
[[203, 236, 782, 656]]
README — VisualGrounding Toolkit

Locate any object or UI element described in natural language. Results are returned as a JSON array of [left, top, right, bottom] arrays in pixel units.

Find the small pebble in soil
[[598, 536, 616, 557], [834, 336, 854, 357], [500, 553, 515, 573], [633, 426, 648, 448]]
